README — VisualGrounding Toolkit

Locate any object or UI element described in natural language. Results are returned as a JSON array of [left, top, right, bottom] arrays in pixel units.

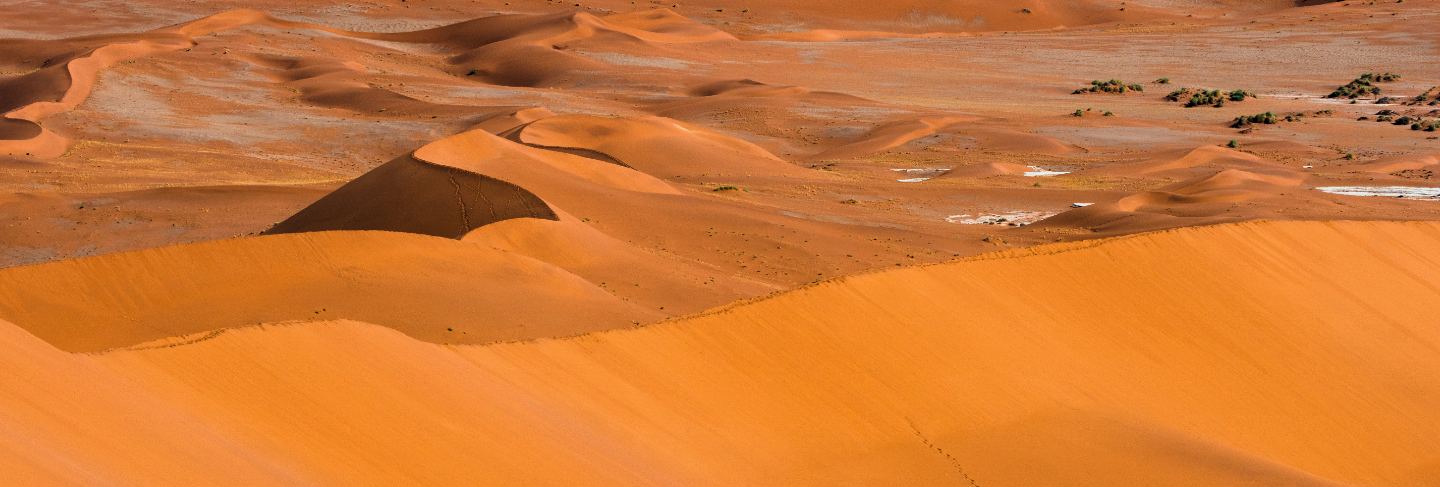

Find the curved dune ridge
[[267, 120, 685, 238], [1, 220, 1437, 484], [0, 230, 658, 352], [0, 7, 737, 157], [1040, 145, 1321, 234], [805, 116, 971, 162], [266, 153, 559, 238], [517, 114, 813, 178], [1038, 168, 1305, 234], [370, 8, 736, 87], [1088, 145, 1277, 177]]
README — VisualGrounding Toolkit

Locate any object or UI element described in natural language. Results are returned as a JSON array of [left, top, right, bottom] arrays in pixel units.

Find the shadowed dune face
[[2, 221, 1439, 484], [266, 155, 558, 238]]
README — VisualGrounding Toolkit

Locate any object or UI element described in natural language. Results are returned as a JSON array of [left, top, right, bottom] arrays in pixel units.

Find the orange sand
[[3, 221, 1439, 484]]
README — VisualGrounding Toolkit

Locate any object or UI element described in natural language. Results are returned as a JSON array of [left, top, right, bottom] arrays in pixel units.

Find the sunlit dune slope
[[0, 230, 657, 352], [3, 220, 1438, 485]]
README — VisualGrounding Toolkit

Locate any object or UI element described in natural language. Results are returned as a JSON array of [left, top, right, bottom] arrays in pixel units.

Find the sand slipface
[[3, 0, 1440, 484], [2, 221, 1439, 484]]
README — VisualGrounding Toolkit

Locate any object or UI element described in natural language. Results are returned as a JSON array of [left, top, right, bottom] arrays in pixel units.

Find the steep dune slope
[[266, 154, 559, 238], [2, 221, 1438, 484]]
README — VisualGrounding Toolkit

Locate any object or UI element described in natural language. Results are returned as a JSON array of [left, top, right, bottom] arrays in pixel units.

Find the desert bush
[[1231, 112, 1278, 128], [1327, 72, 1400, 99], [1074, 79, 1142, 94], [1186, 89, 1223, 107], [1167, 87, 1253, 107]]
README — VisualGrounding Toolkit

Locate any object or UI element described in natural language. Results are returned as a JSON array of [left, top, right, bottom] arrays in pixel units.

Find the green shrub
[[1186, 89, 1223, 107], [1155, 77, 1171, 84], [713, 185, 741, 192], [1074, 79, 1142, 94], [1170, 87, 1253, 107], [1327, 72, 1400, 99], [1231, 112, 1278, 128]]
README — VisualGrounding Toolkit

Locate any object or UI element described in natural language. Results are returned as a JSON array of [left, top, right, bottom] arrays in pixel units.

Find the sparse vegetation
[[1282, 109, 1331, 122], [712, 185, 741, 192], [1165, 87, 1255, 107], [1361, 108, 1439, 133], [1231, 112, 1278, 128], [1327, 72, 1401, 99], [1404, 86, 1440, 106], [1226, 139, 1239, 148], [1154, 77, 1170, 85], [1073, 79, 1144, 95]]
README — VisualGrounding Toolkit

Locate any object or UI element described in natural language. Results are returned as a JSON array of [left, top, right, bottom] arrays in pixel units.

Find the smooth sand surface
[[3, 220, 1440, 484], [3, 1, 1440, 484]]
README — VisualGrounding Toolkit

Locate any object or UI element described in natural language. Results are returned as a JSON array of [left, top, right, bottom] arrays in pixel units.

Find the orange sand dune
[[419, 124, 683, 195], [0, 7, 733, 157], [269, 121, 682, 237], [738, 0, 1170, 37], [0, 37, 193, 157], [806, 116, 971, 162], [1040, 167, 1309, 234], [1351, 153, 1440, 174], [2, 220, 1438, 484], [0, 8, 330, 157], [518, 114, 813, 179], [464, 217, 775, 315], [267, 154, 558, 238], [242, 55, 513, 117], [375, 9, 735, 87], [0, 230, 656, 352], [1089, 145, 1282, 177]]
